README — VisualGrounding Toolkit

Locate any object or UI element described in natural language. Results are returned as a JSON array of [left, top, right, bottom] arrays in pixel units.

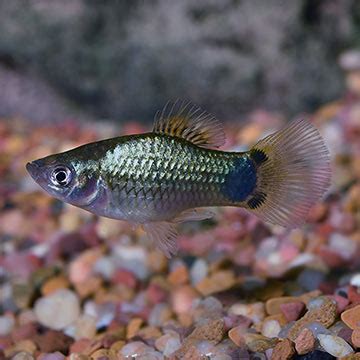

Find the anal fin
[[142, 221, 179, 258], [142, 208, 214, 258]]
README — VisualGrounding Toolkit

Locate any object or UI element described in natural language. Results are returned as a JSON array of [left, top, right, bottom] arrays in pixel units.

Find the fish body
[[27, 101, 331, 257]]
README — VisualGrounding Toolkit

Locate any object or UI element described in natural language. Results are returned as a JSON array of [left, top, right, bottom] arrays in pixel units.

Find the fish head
[[26, 151, 104, 208]]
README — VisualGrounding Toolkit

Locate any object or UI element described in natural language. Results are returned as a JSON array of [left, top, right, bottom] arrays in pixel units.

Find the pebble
[[9, 339, 37, 356], [146, 251, 168, 273], [295, 328, 316, 355], [261, 319, 281, 340], [83, 301, 116, 329], [287, 297, 337, 340], [294, 350, 336, 359], [229, 302, 265, 324], [67, 314, 97, 340], [350, 274, 360, 288], [126, 318, 143, 339], [167, 263, 189, 286], [280, 301, 305, 322], [41, 276, 69, 296], [171, 285, 199, 315], [11, 352, 35, 360], [110, 340, 126, 353], [342, 305, 360, 329], [195, 270, 236, 296], [243, 333, 279, 352], [75, 276, 103, 299], [155, 333, 181, 356], [113, 245, 149, 280], [93, 256, 115, 280], [148, 303, 172, 327], [228, 326, 246, 347], [11, 323, 37, 343], [328, 233, 357, 260], [112, 269, 137, 288], [69, 248, 103, 285], [69, 354, 90, 360], [136, 325, 162, 341], [270, 338, 295, 360], [317, 333, 354, 357], [34, 330, 73, 353], [146, 282, 168, 304], [69, 338, 92, 354], [331, 294, 349, 313], [297, 269, 326, 292], [34, 289, 81, 330], [0, 315, 14, 336], [265, 297, 297, 315], [90, 349, 112, 359], [119, 341, 160, 359], [38, 352, 65, 360], [352, 328, 360, 348], [191, 297, 224, 324], [190, 258, 208, 285], [348, 286, 360, 304], [176, 319, 225, 358]]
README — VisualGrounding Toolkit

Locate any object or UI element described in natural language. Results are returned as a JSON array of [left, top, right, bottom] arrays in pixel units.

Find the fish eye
[[51, 166, 72, 187]]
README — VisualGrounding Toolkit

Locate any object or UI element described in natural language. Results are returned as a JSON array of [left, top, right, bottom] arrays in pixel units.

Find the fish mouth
[[26, 160, 43, 182]]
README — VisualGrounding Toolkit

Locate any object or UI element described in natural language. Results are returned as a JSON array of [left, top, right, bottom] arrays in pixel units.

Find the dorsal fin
[[153, 100, 226, 149]]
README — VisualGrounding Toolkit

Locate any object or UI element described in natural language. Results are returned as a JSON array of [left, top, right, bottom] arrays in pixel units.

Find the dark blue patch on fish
[[221, 156, 257, 202]]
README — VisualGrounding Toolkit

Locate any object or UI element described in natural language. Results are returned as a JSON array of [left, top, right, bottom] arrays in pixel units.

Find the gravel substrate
[[0, 109, 359, 359]]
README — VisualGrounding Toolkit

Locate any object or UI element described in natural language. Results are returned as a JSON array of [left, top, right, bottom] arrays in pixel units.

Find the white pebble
[[34, 289, 80, 330], [119, 340, 164, 359], [190, 258, 208, 285], [113, 245, 149, 280], [93, 256, 115, 279], [262, 319, 281, 338], [317, 334, 354, 357], [83, 301, 116, 329], [12, 352, 34, 360], [350, 273, 360, 287], [307, 322, 332, 337], [163, 337, 181, 357], [228, 302, 265, 324], [329, 233, 357, 260], [0, 315, 14, 336]]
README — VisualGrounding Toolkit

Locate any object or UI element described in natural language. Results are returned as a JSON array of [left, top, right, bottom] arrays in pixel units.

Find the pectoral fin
[[173, 208, 215, 223]]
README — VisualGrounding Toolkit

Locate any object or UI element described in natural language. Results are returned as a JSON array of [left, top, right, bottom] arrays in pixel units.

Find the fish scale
[[97, 134, 236, 222]]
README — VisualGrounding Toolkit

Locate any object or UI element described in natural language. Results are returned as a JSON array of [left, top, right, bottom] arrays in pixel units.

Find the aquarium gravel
[[0, 110, 360, 359]]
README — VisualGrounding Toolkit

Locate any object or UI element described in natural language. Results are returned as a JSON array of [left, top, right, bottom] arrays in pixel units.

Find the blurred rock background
[[0, 0, 359, 123]]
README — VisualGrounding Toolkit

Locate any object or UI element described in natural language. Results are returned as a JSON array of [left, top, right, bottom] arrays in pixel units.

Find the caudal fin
[[247, 119, 331, 227]]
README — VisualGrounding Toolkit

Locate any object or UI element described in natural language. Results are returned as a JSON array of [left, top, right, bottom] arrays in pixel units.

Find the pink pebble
[[330, 295, 350, 314], [146, 283, 167, 304], [279, 243, 299, 262], [112, 269, 137, 288], [280, 301, 305, 322], [223, 315, 252, 331]]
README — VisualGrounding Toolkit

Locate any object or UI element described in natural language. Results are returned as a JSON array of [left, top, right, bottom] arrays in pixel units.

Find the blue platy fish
[[26, 101, 331, 257]]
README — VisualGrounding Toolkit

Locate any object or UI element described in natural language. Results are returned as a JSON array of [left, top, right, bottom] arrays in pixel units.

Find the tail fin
[[247, 119, 331, 227]]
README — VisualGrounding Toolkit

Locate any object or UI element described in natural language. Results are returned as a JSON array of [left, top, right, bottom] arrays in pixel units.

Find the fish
[[26, 100, 331, 257]]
